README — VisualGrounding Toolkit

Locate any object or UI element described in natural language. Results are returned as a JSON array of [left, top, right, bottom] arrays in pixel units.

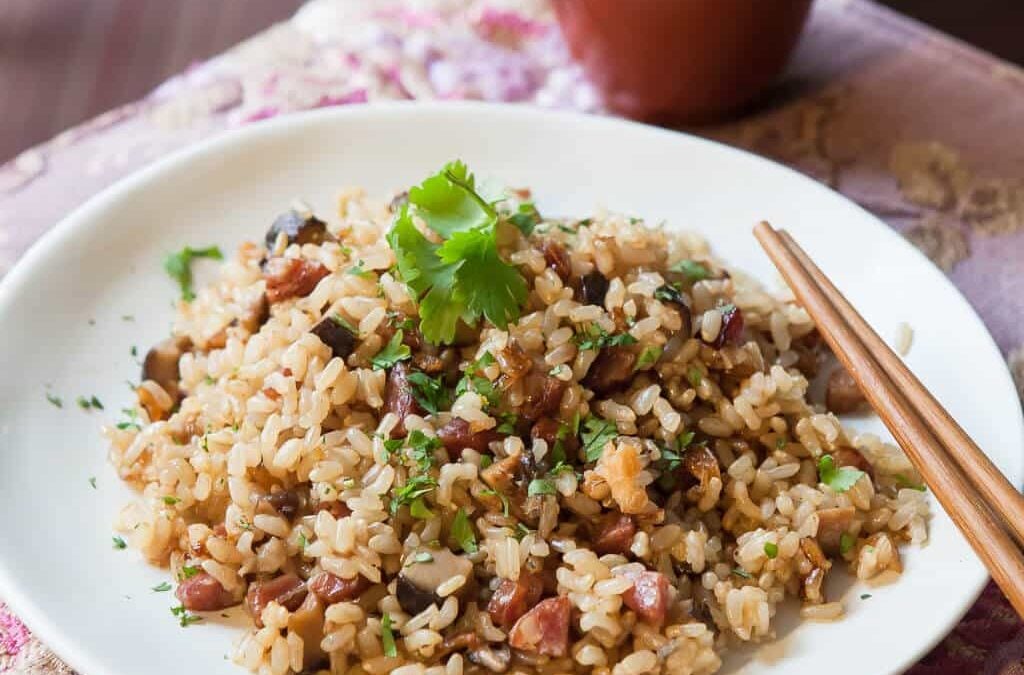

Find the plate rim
[[0, 100, 1018, 675]]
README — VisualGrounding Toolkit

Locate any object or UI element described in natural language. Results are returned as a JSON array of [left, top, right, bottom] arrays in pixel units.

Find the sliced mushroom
[[310, 315, 359, 360], [239, 293, 270, 334], [540, 239, 571, 280], [521, 375, 567, 420], [816, 506, 856, 556], [287, 591, 327, 671], [799, 537, 831, 604], [655, 284, 693, 337], [265, 211, 333, 250], [256, 486, 307, 520], [578, 270, 609, 306], [468, 644, 511, 673], [582, 347, 637, 395], [396, 546, 474, 615], [142, 336, 191, 401]]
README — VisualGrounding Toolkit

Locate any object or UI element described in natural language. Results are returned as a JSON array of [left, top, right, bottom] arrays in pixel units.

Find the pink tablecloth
[[1, 0, 1023, 673]]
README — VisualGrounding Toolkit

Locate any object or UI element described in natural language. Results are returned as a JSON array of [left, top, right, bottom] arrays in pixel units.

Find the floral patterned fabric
[[1, 0, 1022, 673]]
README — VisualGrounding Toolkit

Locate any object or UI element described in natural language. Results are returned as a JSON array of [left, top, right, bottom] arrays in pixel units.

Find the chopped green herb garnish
[[860, 593, 872, 600], [178, 565, 200, 580], [386, 311, 416, 332], [88, 476, 97, 489], [46, 393, 63, 408], [818, 455, 866, 493], [162, 496, 180, 505], [557, 223, 576, 234], [775, 437, 787, 450], [77, 395, 104, 410], [387, 161, 528, 344], [203, 375, 215, 385], [407, 430, 443, 472], [347, 259, 375, 278], [764, 542, 779, 559], [894, 474, 927, 492], [480, 488, 510, 517], [527, 478, 557, 496], [407, 371, 450, 415], [840, 532, 855, 556], [112, 536, 127, 550], [371, 330, 412, 370], [507, 202, 541, 236], [455, 352, 499, 408], [381, 612, 398, 657], [686, 366, 703, 388], [495, 412, 518, 435], [164, 245, 223, 301], [151, 582, 172, 592], [669, 259, 710, 282], [405, 551, 434, 567], [634, 346, 663, 372], [451, 507, 478, 553], [514, 523, 531, 540], [574, 323, 638, 351], [581, 415, 618, 462], [732, 567, 752, 579], [122, 314, 135, 322], [381, 437, 403, 461], [171, 604, 203, 627], [479, 455, 493, 469], [409, 497, 434, 519], [390, 475, 437, 515], [298, 532, 308, 551]]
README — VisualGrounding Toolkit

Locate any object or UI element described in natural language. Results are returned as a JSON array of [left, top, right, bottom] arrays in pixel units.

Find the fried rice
[[106, 162, 930, 675]]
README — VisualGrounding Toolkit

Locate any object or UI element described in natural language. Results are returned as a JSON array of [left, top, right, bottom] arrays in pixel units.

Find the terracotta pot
[[553, 0, 814, 123]]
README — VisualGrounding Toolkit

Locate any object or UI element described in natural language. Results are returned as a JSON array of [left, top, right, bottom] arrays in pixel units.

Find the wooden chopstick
[[776, 229, 1024, 548], [753, 221, 1024, 619]]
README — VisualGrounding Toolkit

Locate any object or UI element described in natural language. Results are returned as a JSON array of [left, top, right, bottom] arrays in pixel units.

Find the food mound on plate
[[107, 161, 929, 675]]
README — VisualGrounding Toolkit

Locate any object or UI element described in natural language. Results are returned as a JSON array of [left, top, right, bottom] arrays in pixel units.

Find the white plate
[[0, 103, 1019, 675]]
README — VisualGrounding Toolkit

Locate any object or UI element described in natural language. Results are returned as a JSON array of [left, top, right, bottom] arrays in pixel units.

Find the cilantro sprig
[[387, 161, 528, 344], [575, 323, 637, 352], [371, 330, 412, 370], [407, 371, 451, 414]]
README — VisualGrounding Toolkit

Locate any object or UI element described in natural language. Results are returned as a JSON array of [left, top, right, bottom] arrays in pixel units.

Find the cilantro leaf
[[381, 612, 398, 657], [409, 160, 494, 238], [390, 475, 437, 515], [371, 330, 412, 370], [480, 488, 510, 516], [112, 535, 127, 550], [151, 581, 172, 592], [409, 497, 434, 519], [45, 392, 63, 408], [164, 245, 223, 301], [818, 455, 866, 492], [764, 542, 779, 559], [894, 474, 927, 492], [507, 202, 541, 236], [407, 371, 450, 415], [406, 430, 443, 472], [439, 228, 528, 332], [451, 507, 478, 553], [581, 415, 618, 462], [840, 532, 855, 555], [634, 346, 663, 372]]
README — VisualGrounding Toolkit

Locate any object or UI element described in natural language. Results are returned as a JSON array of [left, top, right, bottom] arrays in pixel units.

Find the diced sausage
[[705, 305, 744, 349], [582, 347, 637, 395], [593, 513, 636, 555], [487, 572, 544, 628], [529, 417, 579, 458], [540, 240, 571, 280], [265, 211, 332, 249], [239, 293, 270, 334], [317, 500, 352, 519], [682, 445, 721, 498], [310, 315, 359, 360], [245, 573, 307, 627], [308, 572, 370, 605], [622, 571, 670, 625], [175, 572, 239, 612], [521, 375, 567, 420], [383, 362, 426, 438], [816, 506, 856, 556], [826, 367, 867, 414], [436, 417, 504, 454], [264, 257, 330, 304], [508, 596, 571, 657], [578, 270, 609, 306]]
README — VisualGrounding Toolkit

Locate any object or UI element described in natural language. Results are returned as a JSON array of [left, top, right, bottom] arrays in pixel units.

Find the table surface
[[1, 0, 1024, 673]]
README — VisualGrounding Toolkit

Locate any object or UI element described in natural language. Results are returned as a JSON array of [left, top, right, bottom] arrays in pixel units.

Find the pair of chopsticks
[[754, 221, 1024, 619]]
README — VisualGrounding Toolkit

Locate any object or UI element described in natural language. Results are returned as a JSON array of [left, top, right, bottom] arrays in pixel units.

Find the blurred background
[[1, 0, 1022, 163]]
